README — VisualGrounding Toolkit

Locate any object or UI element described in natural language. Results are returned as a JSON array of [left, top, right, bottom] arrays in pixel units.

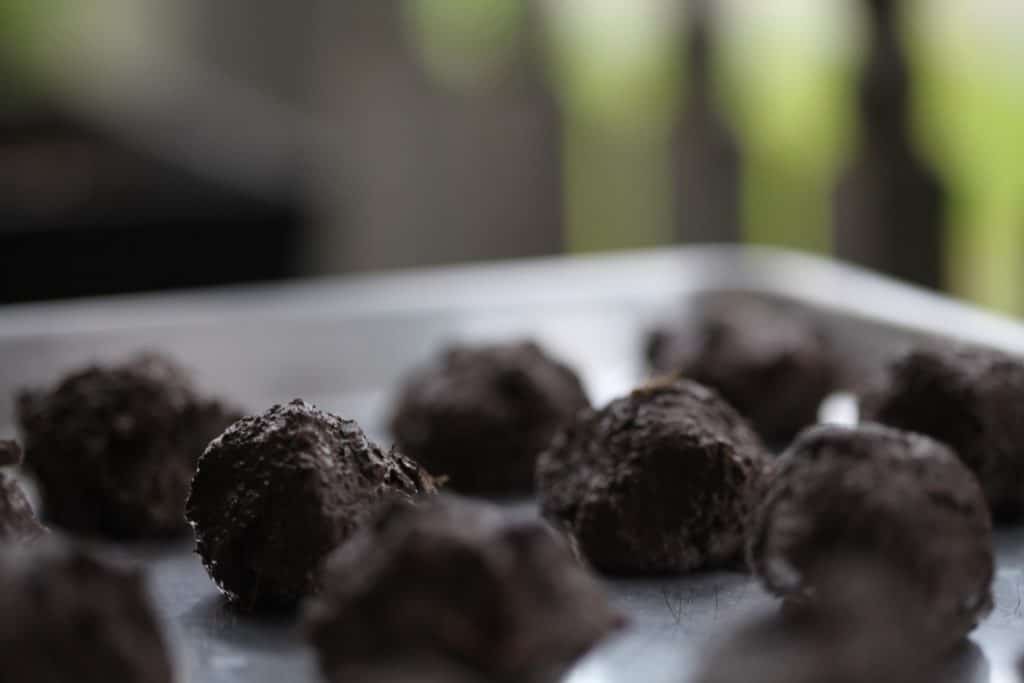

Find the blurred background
[[1, 0, 1022, 311]]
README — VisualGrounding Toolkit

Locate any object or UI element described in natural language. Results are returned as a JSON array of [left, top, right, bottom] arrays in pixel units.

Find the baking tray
[[1, 245, 1023, 682]]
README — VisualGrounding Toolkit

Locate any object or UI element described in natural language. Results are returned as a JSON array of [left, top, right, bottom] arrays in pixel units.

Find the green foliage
[[718, 0, 860, 254], [0, 0, 59, 100], [911, 1, 1024, 312], [6, 0, 1024, 312], [404, 0, 525, 90]]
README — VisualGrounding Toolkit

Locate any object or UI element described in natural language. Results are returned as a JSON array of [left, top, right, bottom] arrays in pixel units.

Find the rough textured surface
[[0, 440, 47, 544], [306, 495, 624, 683], [0, 540, 173, 683], [749, 423, 993, 645], [863, 345, 1024, 521], [391, 341, 590, 494], [187, 399, 437, 611], [694, 560, 952, 683], [16, 353, 239, 539], [647, 296, 836, 446], [537, 378, 766, 574]]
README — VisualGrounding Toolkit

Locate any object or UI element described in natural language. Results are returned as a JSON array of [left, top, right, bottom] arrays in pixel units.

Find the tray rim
[[2, 245, 1023, 355]]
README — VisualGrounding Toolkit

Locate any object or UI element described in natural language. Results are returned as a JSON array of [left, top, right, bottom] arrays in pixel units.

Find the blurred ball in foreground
[[0, 541, 173, 683], [306, 495, 624, 683], [748, 423, 993, 646]]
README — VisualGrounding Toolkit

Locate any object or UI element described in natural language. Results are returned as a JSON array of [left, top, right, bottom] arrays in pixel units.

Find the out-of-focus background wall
[[1, 0, 1022, 311]]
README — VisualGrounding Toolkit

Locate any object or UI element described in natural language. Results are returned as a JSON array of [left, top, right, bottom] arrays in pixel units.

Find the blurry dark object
[[693, 559, 966, 683], [0, 439, 21, 466], [674, 0, 741, 243], [833, 0, 946, 289], [311, 1, 562, 272], [863, 344, 1024, 522], [0, 540, 174, 683], [17, 353, 239, 540], [390, 341, 590, 495], [646, 294, 837, 446], [0, 439, 47, 545], [748, 423, 993, 647], [303, 661, 483, 683], [537, 378, 766, 574], [306, 495, 624, 683], [187, 399, 436, 612], [0, 105, 302, 303]]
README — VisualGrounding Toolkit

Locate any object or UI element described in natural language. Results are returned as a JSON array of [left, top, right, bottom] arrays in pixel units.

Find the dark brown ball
[[748, 423, 993, 645], [693, 559, 955, 683], [0, 440, 46, 544], [537, 378, 767, 574], [863, 345, 1024, 521], [647, 296, 836, 445], [306, 495, 624, 683], [187, 399, 436, 611], [0, 541, 174, 683], [16, 353, 238, 539], [390, 341, 589, 494]]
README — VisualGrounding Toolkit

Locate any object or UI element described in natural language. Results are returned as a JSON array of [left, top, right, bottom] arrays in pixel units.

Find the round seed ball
[[16, 353, 239, 539], [306, 495, 624, 683], [537, 378, 767, 574], [186, 399, 436, 611], [647, 295, 836, 446], [0, 540, 173, 683], [748, 423, 993, 645], [390, 341, 589, 494], [863, 345, 1024, 521]]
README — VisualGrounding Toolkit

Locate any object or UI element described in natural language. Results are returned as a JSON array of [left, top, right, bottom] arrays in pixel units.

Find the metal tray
[[1, 246, 1022, 682]]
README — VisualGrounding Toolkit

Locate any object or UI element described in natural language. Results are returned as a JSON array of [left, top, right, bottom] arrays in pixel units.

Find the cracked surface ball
[[537, 378, 767, 574], [187, 399, 436, 611], [17, 353, 239, 539]]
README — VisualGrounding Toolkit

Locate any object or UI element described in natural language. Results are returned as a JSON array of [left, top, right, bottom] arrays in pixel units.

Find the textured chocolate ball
[[863, 345, 1024, 521], [187, 399, 437, 611], [646, 296, 836, 445], [0, 541, 173, 683], [748, 424, 993, 645], [390, 341, 589, 494], [0, 440, 46, 544], [537, 378, 766, 574], [306, 495, 624, 683], [16, 353, 239, 539]]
